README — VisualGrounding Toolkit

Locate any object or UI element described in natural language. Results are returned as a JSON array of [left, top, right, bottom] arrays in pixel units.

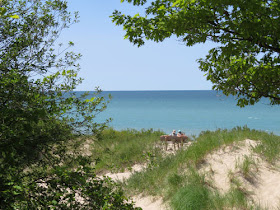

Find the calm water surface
[[93, 90, 280, 136]]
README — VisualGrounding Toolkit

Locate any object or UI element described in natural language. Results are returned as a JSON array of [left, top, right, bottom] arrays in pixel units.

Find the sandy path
[[104, 164, 144, 181]]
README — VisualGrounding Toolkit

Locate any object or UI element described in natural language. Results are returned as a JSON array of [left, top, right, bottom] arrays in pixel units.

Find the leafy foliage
[[0, 0, 137, 208], [5, 163, 138, 209], [111, 0, 280, 107]]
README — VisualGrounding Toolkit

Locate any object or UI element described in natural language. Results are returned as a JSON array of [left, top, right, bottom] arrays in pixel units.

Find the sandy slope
[[200, 139, 280, 209], [132, 196, 166, 210]]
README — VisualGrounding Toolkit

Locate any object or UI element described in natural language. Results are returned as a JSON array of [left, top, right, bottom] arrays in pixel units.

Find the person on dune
[[170, 130, 177, 136]]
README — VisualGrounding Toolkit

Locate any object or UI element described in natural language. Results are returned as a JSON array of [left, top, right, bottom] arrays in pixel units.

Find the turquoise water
[[94, 90, 279, 135]]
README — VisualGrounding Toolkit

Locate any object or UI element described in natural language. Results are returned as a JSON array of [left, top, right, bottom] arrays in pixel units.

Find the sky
[[61, 0, 215, 91]]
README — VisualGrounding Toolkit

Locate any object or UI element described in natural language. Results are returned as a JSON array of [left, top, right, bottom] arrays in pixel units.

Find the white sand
[[133, 195, 166, 210], [104, 164, 145, 182], [246, 158, 280, 208], [201, 139, 258, 192]]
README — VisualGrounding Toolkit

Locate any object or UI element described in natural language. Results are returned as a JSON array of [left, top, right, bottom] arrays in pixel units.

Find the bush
[[0, 0, 133, 208]]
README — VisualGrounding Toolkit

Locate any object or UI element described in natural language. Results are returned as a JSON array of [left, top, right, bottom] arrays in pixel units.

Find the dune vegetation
[[92, 127, 280, 210]]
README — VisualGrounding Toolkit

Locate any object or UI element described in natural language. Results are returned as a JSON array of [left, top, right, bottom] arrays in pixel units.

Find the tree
[[0, 0, 138, 208], [111, 0, 280, 107]]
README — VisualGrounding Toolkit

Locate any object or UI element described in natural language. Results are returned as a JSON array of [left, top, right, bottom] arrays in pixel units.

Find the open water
[[93, 90, 280, 136]]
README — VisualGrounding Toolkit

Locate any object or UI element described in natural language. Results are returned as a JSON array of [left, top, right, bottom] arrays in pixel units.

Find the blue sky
[[62, 0, 215, 91]]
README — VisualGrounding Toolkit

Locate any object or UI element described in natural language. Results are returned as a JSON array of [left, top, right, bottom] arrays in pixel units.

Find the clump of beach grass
[[236, 155, 259, 183], [253, 133, 280, 163], [169, 167, 255, 210], [169, 168, 210, 210]]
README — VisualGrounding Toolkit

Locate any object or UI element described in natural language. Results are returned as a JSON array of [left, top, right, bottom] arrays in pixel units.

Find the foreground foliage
[[111, 0, 280, 107], [5, 163, 138, 209], [0, 0, 136, 208]]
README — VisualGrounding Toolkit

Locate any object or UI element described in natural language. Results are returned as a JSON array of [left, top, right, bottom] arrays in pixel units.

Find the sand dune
[[105, 139, 280, 209]]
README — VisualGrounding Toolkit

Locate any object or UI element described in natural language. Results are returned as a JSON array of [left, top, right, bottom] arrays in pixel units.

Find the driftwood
[[160, 135, 189, 150]]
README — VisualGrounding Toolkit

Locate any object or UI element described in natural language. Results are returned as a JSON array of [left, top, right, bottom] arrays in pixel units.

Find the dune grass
[[235, 155, 259, 183], [120, 126, 280, 209], [253, 133, 280, 163], [89, 128, 165, 173]]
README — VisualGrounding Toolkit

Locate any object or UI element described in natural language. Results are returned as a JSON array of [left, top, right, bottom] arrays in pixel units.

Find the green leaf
[[0, 7, 7, 16], [9, 14, 19, 19], [158, 5, 165, 10], [13, 185, 22, 190], [52, 200, 58, 205], [133, 13, 140, 18]]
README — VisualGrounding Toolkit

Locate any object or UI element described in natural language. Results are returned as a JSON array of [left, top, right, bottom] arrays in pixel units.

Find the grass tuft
[[167, 173, 184, 187], [236, 155, 258, 183], [170, 184, 210, 210]]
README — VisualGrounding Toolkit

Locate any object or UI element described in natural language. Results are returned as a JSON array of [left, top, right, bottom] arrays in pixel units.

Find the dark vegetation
[[0, 0, 138, 208]]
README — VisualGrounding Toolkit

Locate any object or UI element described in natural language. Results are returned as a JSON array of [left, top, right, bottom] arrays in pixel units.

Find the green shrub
[[5, 164, 140, 209], [0, 0, 131, 208]]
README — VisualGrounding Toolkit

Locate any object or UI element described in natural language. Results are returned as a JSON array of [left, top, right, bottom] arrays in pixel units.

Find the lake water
[[93, 90, 280, 136]]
